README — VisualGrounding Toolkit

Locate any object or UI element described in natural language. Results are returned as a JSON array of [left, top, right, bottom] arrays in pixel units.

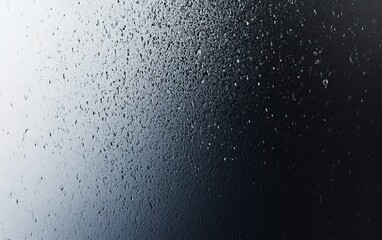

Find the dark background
[[152, 0, 382, 239]]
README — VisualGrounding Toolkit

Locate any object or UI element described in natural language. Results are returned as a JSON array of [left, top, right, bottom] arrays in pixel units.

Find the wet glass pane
[[0, 0, 381, 239]]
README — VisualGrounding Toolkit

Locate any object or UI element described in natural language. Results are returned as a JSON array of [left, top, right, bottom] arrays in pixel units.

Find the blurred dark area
[[195, 0, 382, 239]]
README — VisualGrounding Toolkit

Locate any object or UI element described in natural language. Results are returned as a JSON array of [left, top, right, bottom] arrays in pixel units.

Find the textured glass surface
[[1, 1, 382, 239]]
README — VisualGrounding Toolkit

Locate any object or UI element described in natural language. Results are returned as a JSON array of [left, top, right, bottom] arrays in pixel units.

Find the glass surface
[[0, 1, 381, 239]]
